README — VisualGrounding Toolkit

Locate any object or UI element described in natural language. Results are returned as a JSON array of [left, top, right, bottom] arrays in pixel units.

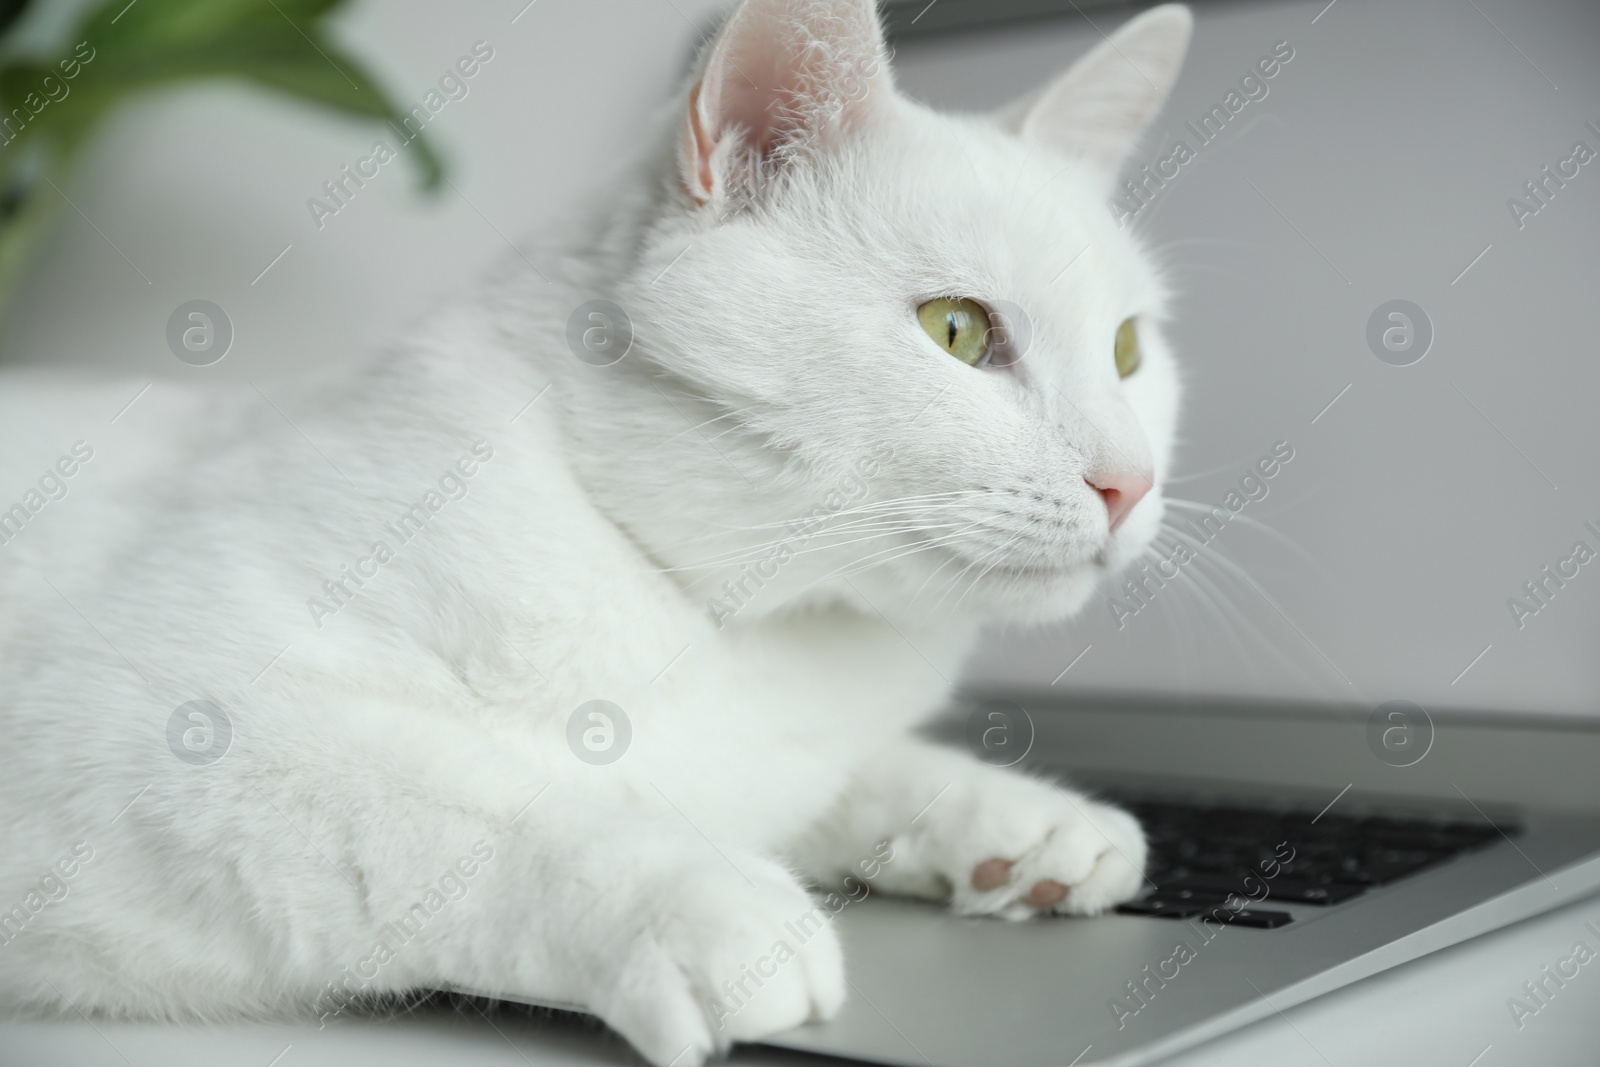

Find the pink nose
[[1087, 469, 1153, 533]]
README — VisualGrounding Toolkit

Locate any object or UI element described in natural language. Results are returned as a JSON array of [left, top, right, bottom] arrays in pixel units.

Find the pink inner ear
[[705, 35, 806, 161]]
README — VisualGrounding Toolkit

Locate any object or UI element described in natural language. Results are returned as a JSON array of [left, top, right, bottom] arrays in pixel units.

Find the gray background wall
[[4, 0, 1596, 715]]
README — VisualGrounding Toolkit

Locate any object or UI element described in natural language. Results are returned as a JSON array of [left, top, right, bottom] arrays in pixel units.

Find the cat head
[[598, 0, 1190, 629]]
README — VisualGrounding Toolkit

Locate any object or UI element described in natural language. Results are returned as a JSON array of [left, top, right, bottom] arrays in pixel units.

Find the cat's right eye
[[917, 297, 993, 367]]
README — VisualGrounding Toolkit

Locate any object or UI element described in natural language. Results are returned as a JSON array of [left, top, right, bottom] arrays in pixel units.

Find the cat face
[[622, 1, 1191, 627]]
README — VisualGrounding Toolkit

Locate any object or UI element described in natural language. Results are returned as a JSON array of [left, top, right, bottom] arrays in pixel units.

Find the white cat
[[0, 1, 1190, 1063]]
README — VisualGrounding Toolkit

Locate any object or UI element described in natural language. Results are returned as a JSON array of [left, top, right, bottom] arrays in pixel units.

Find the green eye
[[1115, 317, 1141, 378], [917, 297, 992, 367]]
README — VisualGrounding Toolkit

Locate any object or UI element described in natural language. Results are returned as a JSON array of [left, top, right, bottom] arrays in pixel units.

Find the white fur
[[0, 3, 1190, 1064]]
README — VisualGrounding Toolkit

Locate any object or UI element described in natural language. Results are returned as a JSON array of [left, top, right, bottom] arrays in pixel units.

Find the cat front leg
[[296, 799, 845, 1066], [789, 737, 1147, 919], [549, 824, 847, 1065], [9, 729, 842, 1067]]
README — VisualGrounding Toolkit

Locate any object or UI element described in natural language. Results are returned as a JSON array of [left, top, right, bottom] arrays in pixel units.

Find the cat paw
[[598, 856, 846, 1067], [908, 776, 1147, 921]]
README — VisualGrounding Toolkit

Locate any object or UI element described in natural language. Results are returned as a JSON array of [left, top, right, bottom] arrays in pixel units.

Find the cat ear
[[679, 0, 894, 205], [997, 4, 1192, 186]]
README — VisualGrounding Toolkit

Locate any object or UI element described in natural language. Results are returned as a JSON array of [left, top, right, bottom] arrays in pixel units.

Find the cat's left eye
[[1115, 317, 1141, 378], [917, 297, 993, 367]]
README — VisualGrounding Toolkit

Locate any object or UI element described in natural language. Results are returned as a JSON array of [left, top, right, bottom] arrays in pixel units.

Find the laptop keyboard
[[1109, 796, 1513, 929]]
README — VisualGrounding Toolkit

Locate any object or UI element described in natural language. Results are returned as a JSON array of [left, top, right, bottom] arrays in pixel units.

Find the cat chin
[[922, 562, 1106, 627]]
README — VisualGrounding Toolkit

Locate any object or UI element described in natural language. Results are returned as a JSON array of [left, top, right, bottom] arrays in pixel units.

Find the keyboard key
[[1116, 899, 1208, 919], [1229, 909, 1294, 928], [1161, 885, 1235, 905], [1152, 872, 1248, 892], [1153, 871, 1365, 906], [1262, 879, 1365, 905]]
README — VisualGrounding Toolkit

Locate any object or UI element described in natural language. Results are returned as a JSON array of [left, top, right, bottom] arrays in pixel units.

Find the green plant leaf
[[0, 0, 445, 189], [77, 0, 345, 50], [0, 0, 449, 330], [232, 49, 446, 189]]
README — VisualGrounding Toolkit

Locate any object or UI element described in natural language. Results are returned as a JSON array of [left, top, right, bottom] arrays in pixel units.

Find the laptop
[[755, 696, 1600, 1066], [638, 1, 1600, 1064]]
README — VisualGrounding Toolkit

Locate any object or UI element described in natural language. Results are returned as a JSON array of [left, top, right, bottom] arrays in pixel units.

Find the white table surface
[[5, 892, 1599, 1067]]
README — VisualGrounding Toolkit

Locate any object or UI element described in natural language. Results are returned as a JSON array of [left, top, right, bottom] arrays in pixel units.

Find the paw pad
[[971, 858, 1070, 908], [971, 858, 1013, 891]]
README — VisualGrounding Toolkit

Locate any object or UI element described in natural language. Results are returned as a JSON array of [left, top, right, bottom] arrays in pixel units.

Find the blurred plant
[[0, 0, 443, 321]]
